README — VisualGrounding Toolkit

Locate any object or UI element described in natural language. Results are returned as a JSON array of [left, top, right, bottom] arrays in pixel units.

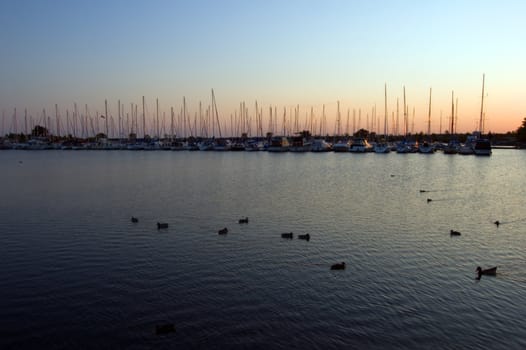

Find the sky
[[1, 0, 525, 137]]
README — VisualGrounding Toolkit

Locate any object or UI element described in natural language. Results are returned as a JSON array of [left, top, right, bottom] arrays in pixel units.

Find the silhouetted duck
[[157, 222, 168, 229], [131, 217, 139, 223], [476, 266, 497, 279], [298, 233, 310, 241], [155, 323, 176, 335], [218, 227, 228, 235], [450, 230, 461, 236], [281, 232, 293, 239], [427, 198, 432, 203], [494, 220, 500, 227], [331, 262, 346, 270], [238, 217, 249, 224]]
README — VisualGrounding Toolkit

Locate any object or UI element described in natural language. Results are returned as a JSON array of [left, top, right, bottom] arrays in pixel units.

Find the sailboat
[[418, 88, 435, 153], [473, 74, 492, 156], [374, 84, 391, 153], [444, 91, 460, 154]]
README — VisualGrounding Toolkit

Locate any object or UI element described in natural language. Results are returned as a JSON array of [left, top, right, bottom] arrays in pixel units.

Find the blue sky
[[1, 0, 525, 136]]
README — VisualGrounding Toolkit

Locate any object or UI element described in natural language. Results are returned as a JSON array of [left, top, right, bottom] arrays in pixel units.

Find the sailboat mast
[[337, 101, 341, 136], [211, 89, 221, 138], [156, 98, 159, 139], [118, 99, 121, 139], [450, 91, 455, 135], [479, 73, 485, 134], [55, 104, 60, 137], [142, 96, 146, 139], [384, 83, 388, 137], [104, 100, 108, 138], [427, 88, 432, 136], [404, 86, 409, 136], [183, 97, 187, 139]]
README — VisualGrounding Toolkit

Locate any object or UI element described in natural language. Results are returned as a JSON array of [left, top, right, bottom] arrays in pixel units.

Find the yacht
[[458, 135, 476, 155], [418, 141, 435, 154], [267, 136, 289, 152], [349, 138, 373, 152], [332, 139, 350, 152], [474, 138, 492, 156], [310, 139, 332, 152], [245, 139, 264, 151], [374, 141, 390, 153], [289, 135, 311, 152]]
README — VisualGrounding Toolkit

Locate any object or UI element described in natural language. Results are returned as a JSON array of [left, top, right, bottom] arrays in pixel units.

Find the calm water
[[1, 150, 525, 349]]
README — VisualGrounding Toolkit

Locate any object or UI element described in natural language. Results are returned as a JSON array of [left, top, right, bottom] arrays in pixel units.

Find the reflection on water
[[1, 150, 525, 349]]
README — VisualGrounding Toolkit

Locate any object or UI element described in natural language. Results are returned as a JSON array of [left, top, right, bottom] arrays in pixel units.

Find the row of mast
[[3, 80, 487, 139]]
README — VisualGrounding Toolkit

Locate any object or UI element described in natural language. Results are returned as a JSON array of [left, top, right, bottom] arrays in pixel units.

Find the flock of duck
[[132, 210, 501, 278], [130, 216, 346, 271], [132, 210, 499, 335], [431, 208, 500, 280]]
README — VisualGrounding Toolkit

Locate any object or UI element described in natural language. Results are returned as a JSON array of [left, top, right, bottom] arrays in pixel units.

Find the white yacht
[[310, 139, 332, 152], [349, 138, 373, 152]]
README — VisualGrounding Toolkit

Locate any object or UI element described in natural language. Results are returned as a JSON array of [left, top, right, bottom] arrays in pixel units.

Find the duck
[[155, 323, 176, 335], [450, 229, 461, 236], [157, 222, 168, 229], [281, 232, 293, 239], [476, 266, 497, 279], [298, 233, 310, 241], [494, 220, 500, 227], [238, 217, 249, 224], [218, 227, 228, 235], [131, 217, 139, 223], [331, 262, 346, 270], [427, 198, 433, 203]]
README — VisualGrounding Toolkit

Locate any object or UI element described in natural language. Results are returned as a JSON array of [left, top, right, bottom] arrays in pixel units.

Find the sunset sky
[[1, 0, 525, 136]]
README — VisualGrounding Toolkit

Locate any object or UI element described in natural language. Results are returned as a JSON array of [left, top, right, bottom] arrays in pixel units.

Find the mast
[[55, 104, 60, 137], [455, 98, 458, 134], [479, 73, 485, 134], [156, 98, 159, 139], [118, 100, 121, 139], [142, 96, 146, 139], [211, 89, 221, 138], [404, 86, 409, 137], [336, 101, 340, 136], [73, 103, 78, 138], [183, 97, 187, 138], [170, 106, 174, 140], [384, 83, 388, 137], [104, 99, 108, 137], [450, 91, 455, 135], [427, 88, 432, 136], [24, 108, 28, 136]]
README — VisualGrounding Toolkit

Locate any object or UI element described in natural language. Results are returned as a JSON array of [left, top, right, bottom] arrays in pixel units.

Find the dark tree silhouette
[[517, 117, 526, 142], [31, 125, 49, 137]]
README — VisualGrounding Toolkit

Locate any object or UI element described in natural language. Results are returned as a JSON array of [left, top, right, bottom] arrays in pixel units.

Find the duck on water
[[476, 266, 497, 279], [331, 262, 346, 270], [281, 232, 293, 239], [157, 222, 168, 229]]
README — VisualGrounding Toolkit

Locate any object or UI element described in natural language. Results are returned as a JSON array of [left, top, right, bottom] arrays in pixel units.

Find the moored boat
[[332, 139, 350, 152], [349, 138, 373, 152], [267, 136, 289, 152]]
